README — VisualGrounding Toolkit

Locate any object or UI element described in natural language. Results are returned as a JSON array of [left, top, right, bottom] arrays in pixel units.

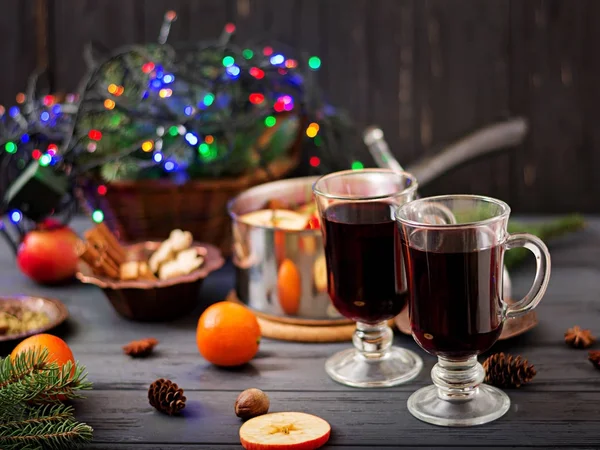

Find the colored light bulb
[[141, 141, 154, 152], [222, 56, 235, 67], [88, 130, 102, 141], [185, 132, 199, 146], [226, 65, 241, 77], [92, 210, 104, 223], [249, 67, 265, 79], [9, 210, 22, 224], [5, 142, 16, 153], [308, 56, 321, 70], [142, 62, 155, 74], [198, 143, 209, 155], [243, 49, 254, 59], [264, 116, 276, 127], [249, 93, 265, 104], [270, 54, 285, 65], [203, 93, 215, 106], [351, 161, 364, 170], [39, 154, 52, 167]]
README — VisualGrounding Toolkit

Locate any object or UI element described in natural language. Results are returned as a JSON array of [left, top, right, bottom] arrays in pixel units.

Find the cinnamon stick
[[81, 242, 119, 278], [85, 229, 124, 267], [96, 223, 127, 261]]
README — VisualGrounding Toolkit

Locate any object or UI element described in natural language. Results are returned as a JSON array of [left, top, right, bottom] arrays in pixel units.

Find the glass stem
[[353, 321, 392, 359], [431, 355, 484, 402]]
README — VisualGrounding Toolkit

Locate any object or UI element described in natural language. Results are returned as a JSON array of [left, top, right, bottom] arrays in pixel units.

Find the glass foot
[[325, 346, 423, 388], [407, 383, 510, 426]]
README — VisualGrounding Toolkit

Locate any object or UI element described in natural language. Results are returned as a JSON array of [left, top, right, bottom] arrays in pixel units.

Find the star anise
[[565, 326, 596, 348], [589, 351, 600, 369], [123, 338, 159, 357]]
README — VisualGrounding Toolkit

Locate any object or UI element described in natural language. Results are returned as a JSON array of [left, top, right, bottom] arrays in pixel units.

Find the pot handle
[[364, 117, 528, 188], [407, 117, 528, 187]]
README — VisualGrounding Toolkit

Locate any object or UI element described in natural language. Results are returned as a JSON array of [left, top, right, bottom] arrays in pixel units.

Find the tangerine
[[11, 333, 75, 370], [11, 334, 76, 400], [196, 302, 261, 367], [278, 259, 301, 315]]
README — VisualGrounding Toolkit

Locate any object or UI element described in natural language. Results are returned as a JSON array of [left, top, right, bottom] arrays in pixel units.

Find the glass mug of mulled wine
[[396, 194, 551, 427], [312, 169, 424, 388]]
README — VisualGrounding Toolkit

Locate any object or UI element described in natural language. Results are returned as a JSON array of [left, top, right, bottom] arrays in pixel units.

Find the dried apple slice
[[313, 255, 327, 293], [240, 210, 308, 230], [240, 412, 331, 450]]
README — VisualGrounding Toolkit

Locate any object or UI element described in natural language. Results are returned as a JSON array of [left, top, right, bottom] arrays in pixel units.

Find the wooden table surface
[[1, 216, 599, 449]]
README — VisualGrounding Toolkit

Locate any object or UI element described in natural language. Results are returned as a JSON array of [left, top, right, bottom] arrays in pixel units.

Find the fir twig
[[0, 349, 92, 410], [0, 404, 76, 432], [0, 411, 93, 450], [0, 349, 94, 449]]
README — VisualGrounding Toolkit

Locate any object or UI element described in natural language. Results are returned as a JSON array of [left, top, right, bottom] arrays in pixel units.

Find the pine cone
[[482, 353, 536, 388], [123, 338, 159, 357], [589, 351, 600, 369], [565, 326, 596, 348], [148, 378, 186, 415]]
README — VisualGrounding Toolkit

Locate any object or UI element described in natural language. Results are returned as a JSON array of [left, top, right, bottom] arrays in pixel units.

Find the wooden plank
[[141, 0, 232, 43], [366, 1, 417, 164], [50, 0, 143, 93], [0, 0, 39, 105], [579, 0, 600, 215], [413, 0, 512, 203], [86, 447, 596, 450], [319, 0, 370, 171], [509, 0, 592, 212], [67, 340, 600, 393], [77, 389, 600, 447]]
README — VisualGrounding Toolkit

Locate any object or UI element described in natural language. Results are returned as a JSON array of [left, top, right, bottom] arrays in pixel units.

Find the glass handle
[[504, 233, 551, 319]]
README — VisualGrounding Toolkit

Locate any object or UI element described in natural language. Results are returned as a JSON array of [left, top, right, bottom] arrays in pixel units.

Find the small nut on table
[[235, 388, 270, 420]]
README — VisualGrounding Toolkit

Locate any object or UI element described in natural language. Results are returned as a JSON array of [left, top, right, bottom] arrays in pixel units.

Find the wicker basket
[[78, 154, 299, 255]]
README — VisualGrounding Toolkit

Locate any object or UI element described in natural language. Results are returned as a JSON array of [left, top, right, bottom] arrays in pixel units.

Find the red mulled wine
[[322, 202, 407, 324], [401, 236, 504, 358]]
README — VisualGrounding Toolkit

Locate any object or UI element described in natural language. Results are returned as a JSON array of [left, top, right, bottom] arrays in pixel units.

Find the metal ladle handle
[[363, 117, 528, 188]]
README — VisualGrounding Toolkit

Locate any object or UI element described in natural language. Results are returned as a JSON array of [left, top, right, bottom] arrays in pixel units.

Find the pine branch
[[0, 405, 93, 450], [0, 404, 76, 432], [0, 349, 93, 412]]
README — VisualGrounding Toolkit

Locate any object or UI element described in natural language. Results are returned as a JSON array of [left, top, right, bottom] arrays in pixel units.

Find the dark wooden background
[[0, 0, 597, 213]]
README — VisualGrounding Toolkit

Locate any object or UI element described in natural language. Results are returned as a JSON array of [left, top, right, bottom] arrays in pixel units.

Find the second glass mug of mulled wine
[[396, 194, 551, 426], [312, 168, 424, 388]]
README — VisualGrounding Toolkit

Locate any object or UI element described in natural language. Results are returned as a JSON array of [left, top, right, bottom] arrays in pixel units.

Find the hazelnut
[[235, 388, 270, 420]]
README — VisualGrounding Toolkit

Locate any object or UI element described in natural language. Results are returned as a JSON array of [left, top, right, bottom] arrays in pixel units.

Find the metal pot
[[228, 118, 527, 323], [228, 176, 339, 323]]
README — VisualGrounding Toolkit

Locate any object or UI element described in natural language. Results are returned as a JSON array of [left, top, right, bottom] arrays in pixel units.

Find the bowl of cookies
[[76, 224, 225, 321]]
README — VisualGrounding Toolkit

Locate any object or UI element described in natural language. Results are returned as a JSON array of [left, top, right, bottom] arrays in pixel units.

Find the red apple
[[17, 219, 81, 284], [240, 412, 331, 450]]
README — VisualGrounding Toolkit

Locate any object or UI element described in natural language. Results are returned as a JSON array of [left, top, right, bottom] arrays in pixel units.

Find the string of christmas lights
[[0, 10, 364, 231]]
